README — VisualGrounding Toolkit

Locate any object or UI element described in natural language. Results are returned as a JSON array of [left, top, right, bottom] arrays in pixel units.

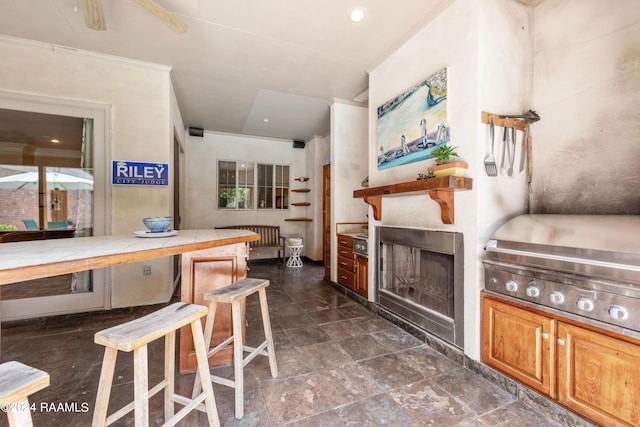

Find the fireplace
[[375, 226, 464, 348]]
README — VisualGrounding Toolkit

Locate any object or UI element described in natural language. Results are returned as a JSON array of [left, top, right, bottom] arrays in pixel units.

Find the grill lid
[[485, 214, 640, 283]]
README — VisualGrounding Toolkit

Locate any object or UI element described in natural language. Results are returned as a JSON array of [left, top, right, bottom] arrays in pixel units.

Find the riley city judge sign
[[112, 160, 169, 186]]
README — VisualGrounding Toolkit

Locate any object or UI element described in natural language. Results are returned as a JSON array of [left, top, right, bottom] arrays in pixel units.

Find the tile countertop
[[0, 229, 259, 286]]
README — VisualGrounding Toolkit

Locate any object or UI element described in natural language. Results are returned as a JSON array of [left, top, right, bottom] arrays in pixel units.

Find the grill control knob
[[505, 280, 518, 292], [526, 286, 540, 298], [608, 305, 629, 321], [549, 291, 564, 304], [576, 298, 594, 312]]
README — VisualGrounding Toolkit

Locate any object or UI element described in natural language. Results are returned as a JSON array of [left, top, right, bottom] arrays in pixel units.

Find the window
[[218, 161, 236, 208], [218, 161, 289, 210], [274, 165, 289, 210]]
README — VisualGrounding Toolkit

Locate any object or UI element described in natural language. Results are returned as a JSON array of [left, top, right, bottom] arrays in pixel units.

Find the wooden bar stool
[[0, 361, 49, 427], [193, 278, 278, 419], [92, 302, 219, 427]]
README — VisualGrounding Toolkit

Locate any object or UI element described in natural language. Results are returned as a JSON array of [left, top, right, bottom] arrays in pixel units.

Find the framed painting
[[377, 67, 450, 170]]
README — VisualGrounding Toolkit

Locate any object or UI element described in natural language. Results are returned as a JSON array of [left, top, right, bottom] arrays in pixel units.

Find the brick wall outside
[[0, 168, 92, 230]]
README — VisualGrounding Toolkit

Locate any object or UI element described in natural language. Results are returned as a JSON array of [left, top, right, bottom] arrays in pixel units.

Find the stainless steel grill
[[484, 214, 640, 339]]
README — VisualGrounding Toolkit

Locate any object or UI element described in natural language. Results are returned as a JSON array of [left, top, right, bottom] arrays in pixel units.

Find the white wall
[[368, 0, 531, 360], [306, 134, 331, 261], [0, 37, 177, 310], [530, 0, 640, 214], [329, 101, 368, 281], [182, 131, 313, 259]]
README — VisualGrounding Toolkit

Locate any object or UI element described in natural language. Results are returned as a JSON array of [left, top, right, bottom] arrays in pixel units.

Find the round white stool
[[286, 245, 303, 268]]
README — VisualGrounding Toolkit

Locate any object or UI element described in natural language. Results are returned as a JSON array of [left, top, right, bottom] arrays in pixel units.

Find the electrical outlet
[[143, 265, 151, 276]]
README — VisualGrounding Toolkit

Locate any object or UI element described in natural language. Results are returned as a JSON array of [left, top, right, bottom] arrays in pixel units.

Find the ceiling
[[0, 0, 460, 143]]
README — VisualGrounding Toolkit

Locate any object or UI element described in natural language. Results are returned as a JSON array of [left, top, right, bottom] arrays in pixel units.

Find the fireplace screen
[[376, 226, 464, 348], [381, 244, 454, 319]]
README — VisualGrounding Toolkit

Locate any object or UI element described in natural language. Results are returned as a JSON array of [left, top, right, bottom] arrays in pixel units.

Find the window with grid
[[219, 161, 289, 210]]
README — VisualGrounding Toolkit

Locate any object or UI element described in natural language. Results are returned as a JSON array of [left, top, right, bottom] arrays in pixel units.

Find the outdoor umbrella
[[0, 170, 93, 191]]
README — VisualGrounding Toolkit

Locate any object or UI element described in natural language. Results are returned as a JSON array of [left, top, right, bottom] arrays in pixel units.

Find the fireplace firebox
[[376, 226, 464, 348]]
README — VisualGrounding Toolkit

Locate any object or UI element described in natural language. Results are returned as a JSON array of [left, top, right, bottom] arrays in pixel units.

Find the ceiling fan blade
[[131, 0, 187, 34], [83, 0, 107, 31]]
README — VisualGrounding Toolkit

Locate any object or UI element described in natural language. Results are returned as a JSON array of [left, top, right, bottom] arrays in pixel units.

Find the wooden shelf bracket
[[353, 176, 472, 224]]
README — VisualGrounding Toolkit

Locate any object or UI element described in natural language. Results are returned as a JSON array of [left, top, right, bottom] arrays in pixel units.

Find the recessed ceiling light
[[51, 139, 60, 143], [349, 8, 365, 22], [263, 118, 269, 123]]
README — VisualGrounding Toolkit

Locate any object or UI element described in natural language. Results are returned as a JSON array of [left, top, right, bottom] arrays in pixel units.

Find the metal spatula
[[484, 118, 497, 176]]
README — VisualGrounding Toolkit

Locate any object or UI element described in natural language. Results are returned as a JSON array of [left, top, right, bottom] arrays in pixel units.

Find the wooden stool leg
[[164, 331, 176, 422], [92, 347, 118, 427], [133, 345, 149, 427], [231, 300, 244, 419], [192, 300, 218, 399], [6, 397, 33, 427], [191, 319, 220, 427], [258, 288, 278, 378]]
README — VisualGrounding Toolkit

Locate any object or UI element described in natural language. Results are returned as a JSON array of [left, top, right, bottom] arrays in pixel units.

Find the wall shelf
[[285, 218, 313, 222], [353, 176, 473, 224], [290, 202, 311, 206], [291, 188, 311, 193]]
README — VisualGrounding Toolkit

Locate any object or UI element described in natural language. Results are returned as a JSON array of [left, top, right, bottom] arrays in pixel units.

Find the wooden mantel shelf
[[353, 176, 473, 224]]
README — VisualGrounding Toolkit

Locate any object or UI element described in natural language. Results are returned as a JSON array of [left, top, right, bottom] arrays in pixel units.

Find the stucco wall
[[530, 0, 640, 214], [329, 102, 368, 282], [369, 0, 531, 360], [182, 131, 313, 259], [0, 37, 177, 311]]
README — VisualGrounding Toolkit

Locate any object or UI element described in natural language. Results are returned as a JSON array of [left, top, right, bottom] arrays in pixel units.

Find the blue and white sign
[[111, 160, 169, 186]]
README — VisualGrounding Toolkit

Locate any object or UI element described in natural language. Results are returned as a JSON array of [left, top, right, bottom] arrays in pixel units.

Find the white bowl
[[288, 238, 302, 246], [143, 216, 172, 233]]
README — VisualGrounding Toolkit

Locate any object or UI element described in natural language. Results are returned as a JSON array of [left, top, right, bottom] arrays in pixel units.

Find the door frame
[[0, 90, 112, 320]]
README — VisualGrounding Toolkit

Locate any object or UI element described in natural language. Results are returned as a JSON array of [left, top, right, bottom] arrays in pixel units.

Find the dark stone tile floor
[[1, 261, 569, 426]]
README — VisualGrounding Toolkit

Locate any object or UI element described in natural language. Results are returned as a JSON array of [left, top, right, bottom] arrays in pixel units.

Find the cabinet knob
[[541, 332, 549, 339], [557, 338, 565, 346]]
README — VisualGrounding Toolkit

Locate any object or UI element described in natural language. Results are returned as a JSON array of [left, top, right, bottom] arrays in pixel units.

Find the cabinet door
[[355, 255, 368, 298], [557, 322, 640, 426], [481, 295, 555, 397], [179, 243, 247, 373]]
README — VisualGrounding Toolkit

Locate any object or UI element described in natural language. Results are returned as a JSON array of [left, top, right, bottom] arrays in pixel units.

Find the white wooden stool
[[193, 278, 278, 419], [92, 303, 219, 427], [0, 361, 49, 427], [286, 245, 303, 268]]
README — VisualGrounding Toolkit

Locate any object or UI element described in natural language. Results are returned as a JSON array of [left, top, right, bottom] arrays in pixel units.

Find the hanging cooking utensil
[[506, 122, 515, 177], [520, 123, 529, 173], [500, 124, 508, 176], [484, 117, 497, 176], [499, 109, 540, 123], [508, 122, 517, 177]]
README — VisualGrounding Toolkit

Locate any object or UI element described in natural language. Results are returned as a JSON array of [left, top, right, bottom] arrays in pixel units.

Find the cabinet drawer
[[338, 267, 355, 290], [337, 255, 355, 272], [338, 247, 354, 258], [337, 235, 353, 248]]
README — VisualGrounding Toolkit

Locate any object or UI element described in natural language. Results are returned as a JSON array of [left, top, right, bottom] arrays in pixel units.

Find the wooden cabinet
[[481, 295, 555, 397], [323, 165, 331, 280], [337, 234, 355, 291], [557, 323, 640, 426], [482, 293, 640, 426], [355, 254, 368, 298], [179, 242, 248, 373], [337, 234, 368, 297]]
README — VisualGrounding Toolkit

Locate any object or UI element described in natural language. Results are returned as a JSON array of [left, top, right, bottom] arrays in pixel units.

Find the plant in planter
[[428, 144, 468, 177]]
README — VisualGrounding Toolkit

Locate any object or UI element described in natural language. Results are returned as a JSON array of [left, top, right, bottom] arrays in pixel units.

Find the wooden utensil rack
[[481, 111, 528, 130]]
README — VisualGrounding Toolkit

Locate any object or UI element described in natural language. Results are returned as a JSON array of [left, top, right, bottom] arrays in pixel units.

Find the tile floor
[[1, 261, 576, 426]]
